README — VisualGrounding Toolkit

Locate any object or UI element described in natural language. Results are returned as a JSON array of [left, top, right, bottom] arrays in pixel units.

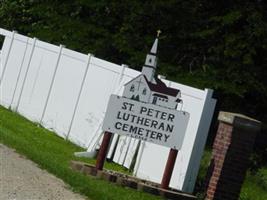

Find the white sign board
[[102, 95, 189, 150]]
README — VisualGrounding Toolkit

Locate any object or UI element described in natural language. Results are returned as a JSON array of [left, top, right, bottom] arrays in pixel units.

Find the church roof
[[152, 93, 168, 99], [144, 75, 180, 97]]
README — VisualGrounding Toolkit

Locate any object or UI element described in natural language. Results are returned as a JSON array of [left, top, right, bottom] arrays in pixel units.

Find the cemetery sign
[[103, 95, 189, 149]]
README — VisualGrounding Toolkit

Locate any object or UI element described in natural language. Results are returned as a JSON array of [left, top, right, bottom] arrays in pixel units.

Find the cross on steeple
[[157, 30, 162, 38]]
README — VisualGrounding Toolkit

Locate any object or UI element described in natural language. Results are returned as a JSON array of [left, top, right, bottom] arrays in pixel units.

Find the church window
[[130, 84, 135, 92], [142, 88, 147, 95]]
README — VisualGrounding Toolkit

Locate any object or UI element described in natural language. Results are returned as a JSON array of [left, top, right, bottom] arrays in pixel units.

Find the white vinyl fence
[[0, 28, 216, 193]]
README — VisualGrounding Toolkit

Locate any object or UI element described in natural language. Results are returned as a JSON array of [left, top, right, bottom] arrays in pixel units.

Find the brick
[[90, 167, 97, 176], [82, 165, 92, 175], [121, 179, 138, 189], [70, 161, 84, 172], [108, 174, 117, 182], [116, 176, 123, 185], [141, 184, 159, 196]]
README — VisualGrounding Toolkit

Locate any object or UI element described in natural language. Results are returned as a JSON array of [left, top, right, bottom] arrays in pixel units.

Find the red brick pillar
[[205, 112, 261, 200]]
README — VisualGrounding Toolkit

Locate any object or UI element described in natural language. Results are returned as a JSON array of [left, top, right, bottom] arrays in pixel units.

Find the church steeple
[[141, 30, 161, 82]]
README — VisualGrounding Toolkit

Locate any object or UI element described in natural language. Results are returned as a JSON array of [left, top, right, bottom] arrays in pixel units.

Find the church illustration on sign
[[122, 32, 182, 110]]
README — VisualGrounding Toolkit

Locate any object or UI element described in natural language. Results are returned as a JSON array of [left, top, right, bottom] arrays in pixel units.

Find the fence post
[[0, 30, 17, 86], [66, 53, 93, 140], [16, 37, 37, 112], [40, 44, 64, 124]]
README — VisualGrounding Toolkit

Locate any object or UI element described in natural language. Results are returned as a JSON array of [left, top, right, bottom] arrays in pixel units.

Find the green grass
[[194, 148, 212, 199], [258, 168, 267, 190], [239, 171, 267, 200], [0, 106, 161, 200]]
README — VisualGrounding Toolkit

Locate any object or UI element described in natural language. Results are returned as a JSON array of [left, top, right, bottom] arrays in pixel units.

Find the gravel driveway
[[0, 143, 86, 200]]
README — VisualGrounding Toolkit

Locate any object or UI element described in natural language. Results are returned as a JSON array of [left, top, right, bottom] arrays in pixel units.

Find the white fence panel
[[40, 48, 88, 138], [122, 138, 140, 168], [112, 136, 130, 165], [0, 30, 15, 83], [0, 33, 28, 107], [15, 40, 59, 122], [0, 37, 9, 79], [67, 58, 123, 147], [9, 37, 31, 110], [181, 95, 216, 192]]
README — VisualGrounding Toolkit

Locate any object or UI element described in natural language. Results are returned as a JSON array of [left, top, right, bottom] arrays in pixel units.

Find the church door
[[152, 96, 157, 104]]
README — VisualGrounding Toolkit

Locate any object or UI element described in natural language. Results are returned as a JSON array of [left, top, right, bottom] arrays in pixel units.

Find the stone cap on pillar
[[218, 111, 261, 132]]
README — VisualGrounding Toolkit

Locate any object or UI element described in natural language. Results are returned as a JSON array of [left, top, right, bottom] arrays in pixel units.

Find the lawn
[[239, 169, 267, 200], [0, 105, 161, 200]]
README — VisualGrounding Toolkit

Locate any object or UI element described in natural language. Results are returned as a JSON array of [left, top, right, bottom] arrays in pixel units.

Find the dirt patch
[[0, 144, 87, 200]]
